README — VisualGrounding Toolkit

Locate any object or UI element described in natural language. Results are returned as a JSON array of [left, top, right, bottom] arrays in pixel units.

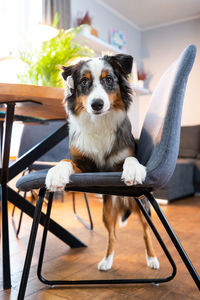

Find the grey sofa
[[154, 125, 200, 202]]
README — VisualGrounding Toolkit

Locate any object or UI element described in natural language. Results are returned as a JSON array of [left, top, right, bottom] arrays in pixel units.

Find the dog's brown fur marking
[[84, 71, 91, 80], [103, 195, 118, 257], [74, 94, 86, 115], [101, 70, 108, 79], [136, 206, 156, 258], [108, 87, 125, 111], [70, 146, 84, 158]]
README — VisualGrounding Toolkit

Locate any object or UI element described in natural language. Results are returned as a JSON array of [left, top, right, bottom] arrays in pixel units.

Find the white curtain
[[0, 0, 42, 57]]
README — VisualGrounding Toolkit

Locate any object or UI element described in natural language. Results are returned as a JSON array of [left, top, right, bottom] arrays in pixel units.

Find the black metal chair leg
[[36, 192, 176, 287], [31, 190, 35, 203], [37, 192, 54, 284], [135, 197, 176, 283], [144, 191, 200, 290], [17, 188, 46, 300], [16, 191, 26, 237], [12, 168, 35, 237], [12, 204, 15, 217], [72, 192, 93, 230], [16, 210, 23, 237], [83, 192, 93, 230], [12, 169, 29, 222]]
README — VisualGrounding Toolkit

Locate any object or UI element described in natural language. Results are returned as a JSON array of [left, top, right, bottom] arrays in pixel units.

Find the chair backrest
[[137, 45, 196, 189], [18, 120, 70, 162]]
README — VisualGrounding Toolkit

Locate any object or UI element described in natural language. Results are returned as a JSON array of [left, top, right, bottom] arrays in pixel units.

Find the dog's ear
[[105, 54, 133, 75], [61, 65, 75, 80], [61, 65, 75, 98]]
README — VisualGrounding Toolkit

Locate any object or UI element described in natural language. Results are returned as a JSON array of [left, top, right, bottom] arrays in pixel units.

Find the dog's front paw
[[146, 255, 160, 270], [45, 161, 73, 192], [98, 252, 114, 271], [121, 157, 146, 185]]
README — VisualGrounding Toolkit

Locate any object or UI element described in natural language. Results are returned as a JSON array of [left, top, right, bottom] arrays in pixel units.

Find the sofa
[[154, 125, 200, 203]]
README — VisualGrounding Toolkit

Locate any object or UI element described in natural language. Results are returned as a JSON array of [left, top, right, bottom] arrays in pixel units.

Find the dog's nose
[[91, 99, 104, 111]]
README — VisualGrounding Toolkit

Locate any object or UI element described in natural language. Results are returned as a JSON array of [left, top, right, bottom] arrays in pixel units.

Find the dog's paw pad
[[122, 157, 146, 186], [45, 161, 73, 192], [98, 253, 114, 271], [146, 255, 160, 270]]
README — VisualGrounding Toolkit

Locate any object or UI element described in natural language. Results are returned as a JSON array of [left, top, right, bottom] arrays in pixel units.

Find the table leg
[[8, 187, 86, 248], [0, 121, 3, 165], [1, 103, 15, 289], [0, 121, 3, 239]]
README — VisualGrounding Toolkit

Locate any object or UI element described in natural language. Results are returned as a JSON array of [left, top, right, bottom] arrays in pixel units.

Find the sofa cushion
[[179, 125, 200, 158], [154, 161, 195, 201]]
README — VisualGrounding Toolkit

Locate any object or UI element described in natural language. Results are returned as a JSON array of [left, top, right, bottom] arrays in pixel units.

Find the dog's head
[[62, 54, 133, 116]]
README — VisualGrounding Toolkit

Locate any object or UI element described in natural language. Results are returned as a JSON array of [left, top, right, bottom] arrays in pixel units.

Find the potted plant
[[137, 70, 147, 88], [18, 26, 95, 88]]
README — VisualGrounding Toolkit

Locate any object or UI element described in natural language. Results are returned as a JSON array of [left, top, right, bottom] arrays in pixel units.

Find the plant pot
[[138, 80, 144, 88], [81, 24, 98, 37]]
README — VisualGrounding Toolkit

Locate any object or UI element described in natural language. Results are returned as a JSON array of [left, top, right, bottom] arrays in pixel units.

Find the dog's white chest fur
[[68, 110, 125, 167]]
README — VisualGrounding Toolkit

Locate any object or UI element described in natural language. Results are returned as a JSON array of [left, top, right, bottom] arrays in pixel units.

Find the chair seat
[[31, 161, 57, 170], [16, 169, 49, 191], [16, 168, 153, 195]]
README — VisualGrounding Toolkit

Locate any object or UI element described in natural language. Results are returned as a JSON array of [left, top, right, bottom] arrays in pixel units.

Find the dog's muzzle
[[91, 98, 104, 114]]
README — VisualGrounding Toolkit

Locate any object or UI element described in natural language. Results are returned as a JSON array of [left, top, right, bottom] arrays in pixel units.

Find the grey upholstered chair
[[16, 45, 199, 299], [12, 121, 93, 236]]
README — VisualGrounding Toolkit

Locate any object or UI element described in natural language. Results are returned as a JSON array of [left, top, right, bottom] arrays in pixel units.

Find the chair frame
[[72, 191, 93, 230], [17, 45, 199, 299], [12, 171, 93, 236], [17, 186, 200, 300], [12, 168, 35, 237]]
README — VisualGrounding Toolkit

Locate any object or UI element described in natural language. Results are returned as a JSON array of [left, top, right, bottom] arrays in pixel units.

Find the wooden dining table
[[0, 83, 86, 289]]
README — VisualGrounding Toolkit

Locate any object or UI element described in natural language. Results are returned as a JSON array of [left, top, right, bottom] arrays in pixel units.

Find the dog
[[45, 54, 160, 271]]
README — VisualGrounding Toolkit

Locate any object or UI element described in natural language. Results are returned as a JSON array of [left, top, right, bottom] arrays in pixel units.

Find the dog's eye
[[105, 76, 113, 85], [80, 77, 89, 87]]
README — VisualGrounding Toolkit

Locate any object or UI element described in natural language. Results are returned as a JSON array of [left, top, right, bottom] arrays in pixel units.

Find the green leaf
[[17, 26, 95, 88], [52, 12, 59, 28]]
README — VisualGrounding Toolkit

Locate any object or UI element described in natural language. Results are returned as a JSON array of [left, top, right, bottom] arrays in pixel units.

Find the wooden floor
[[0, 191, 200, 299]]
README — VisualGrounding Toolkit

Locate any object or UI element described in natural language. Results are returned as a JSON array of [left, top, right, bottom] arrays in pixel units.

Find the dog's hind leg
[[136, 205, 160, 269], [98, 195, 119, 271]]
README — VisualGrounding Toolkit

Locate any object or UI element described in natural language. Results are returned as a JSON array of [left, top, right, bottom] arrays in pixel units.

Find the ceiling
[[99, 0, 200, 30]]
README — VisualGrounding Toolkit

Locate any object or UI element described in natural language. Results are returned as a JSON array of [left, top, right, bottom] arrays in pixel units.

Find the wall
[[141, 18, 200, 131], [70, 1, 200, 137], [70, 0, 143, 137], [70, 0, 141, 62]]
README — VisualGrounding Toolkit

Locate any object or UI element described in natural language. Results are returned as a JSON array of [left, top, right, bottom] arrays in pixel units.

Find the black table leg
[[1, 103, 15, 289], [0, 121, 3, 238], [0, 117, 85, 289], [8, 187, 86, 248], [0, 121, 3, 165]]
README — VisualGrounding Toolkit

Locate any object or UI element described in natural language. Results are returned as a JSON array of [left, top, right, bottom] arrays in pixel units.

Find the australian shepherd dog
[[45, 54, 160, 271]]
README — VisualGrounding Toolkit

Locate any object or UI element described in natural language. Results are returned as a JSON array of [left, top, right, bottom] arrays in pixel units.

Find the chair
[[12, 120, 93, 236], [16, 45, 200, 299]]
